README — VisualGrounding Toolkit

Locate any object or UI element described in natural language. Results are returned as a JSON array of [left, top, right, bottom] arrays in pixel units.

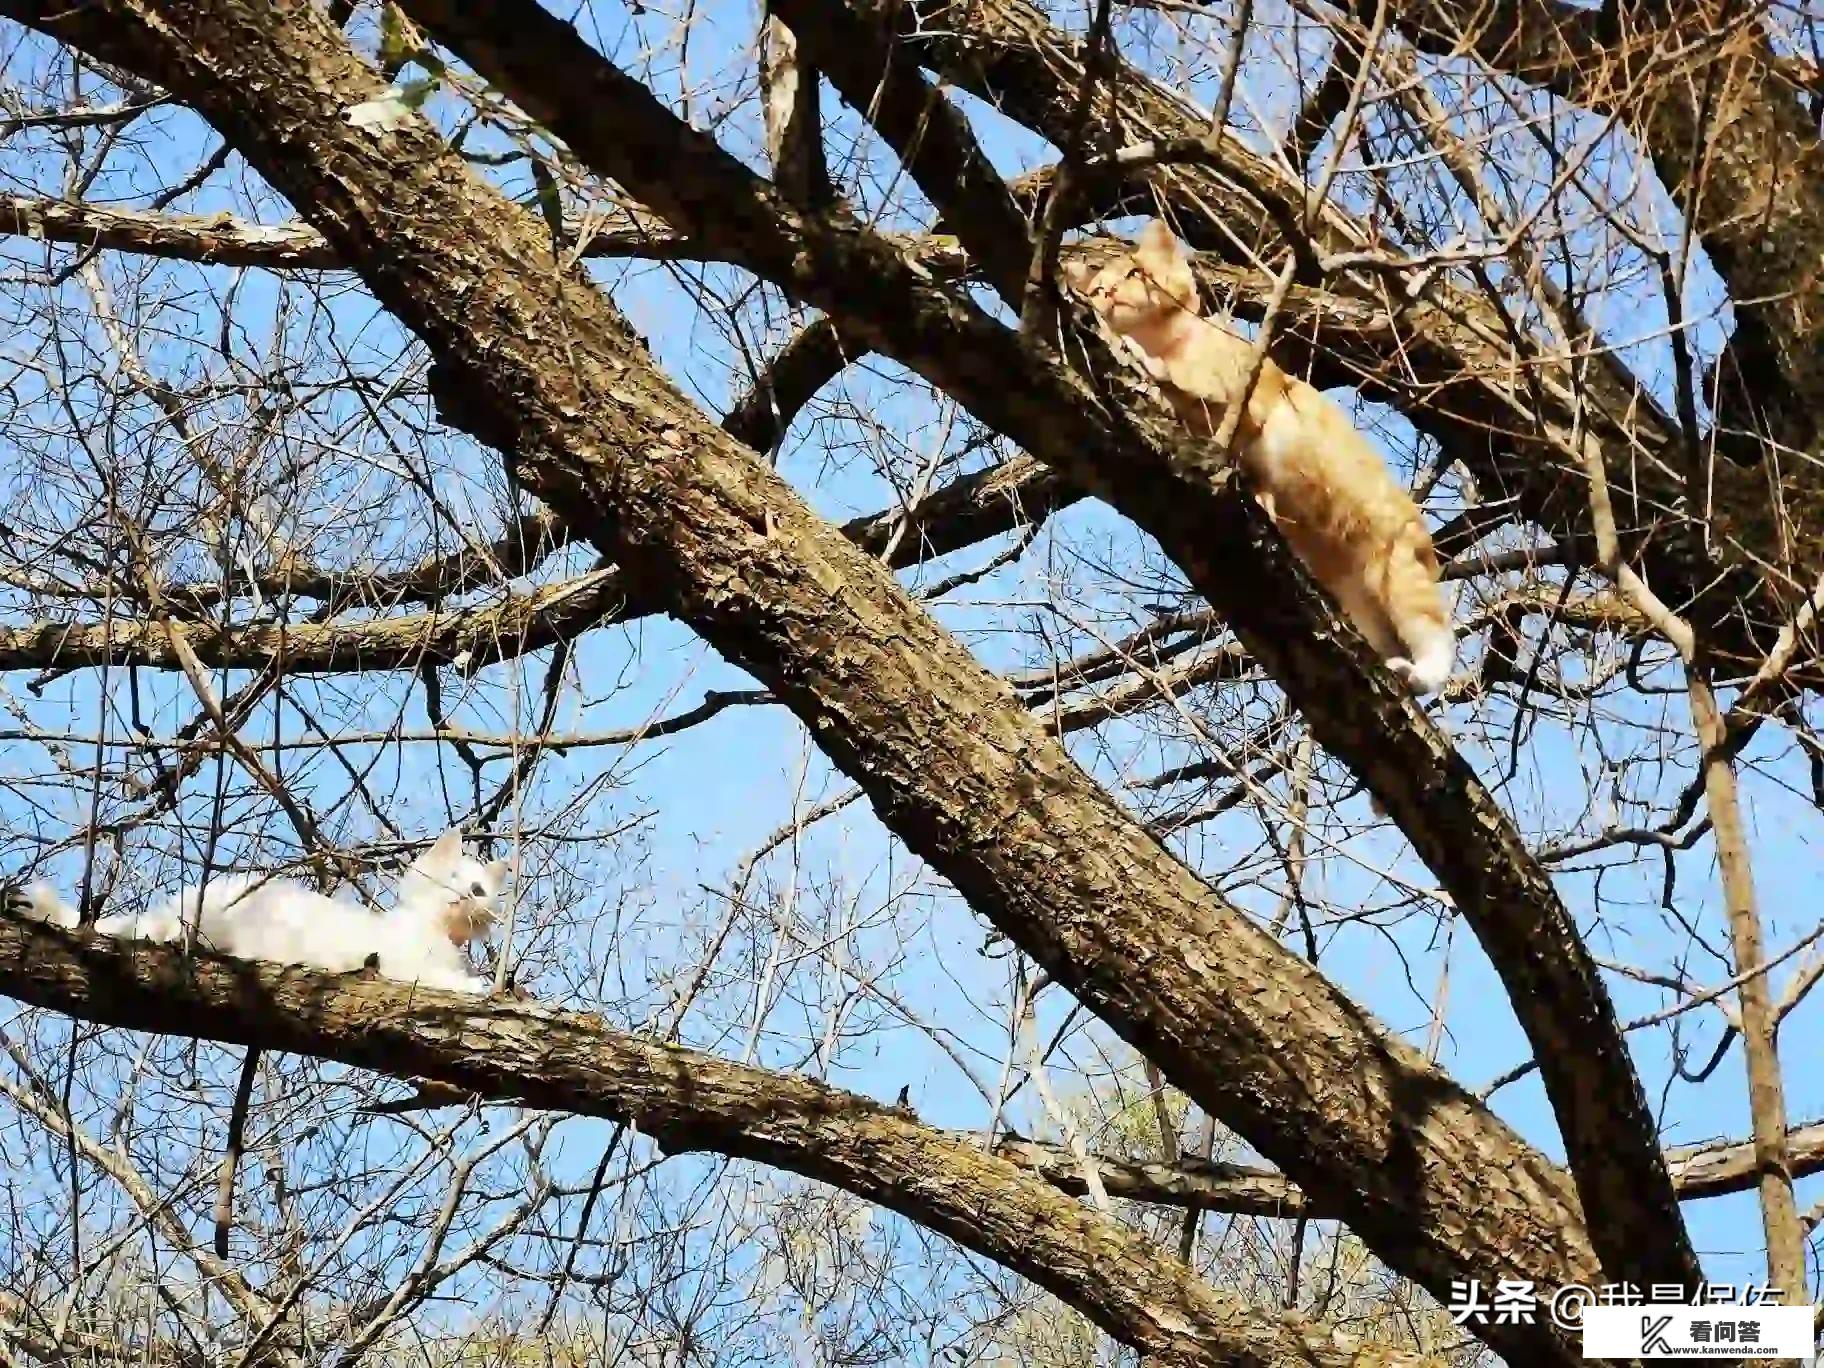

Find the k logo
[[1639, 1314, 1675, 1354]]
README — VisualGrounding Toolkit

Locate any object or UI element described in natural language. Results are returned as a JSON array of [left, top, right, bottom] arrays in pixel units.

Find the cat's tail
[[2, 879, 198, 948], [2, 882, 80, 930], [1, 881, 190, 942]]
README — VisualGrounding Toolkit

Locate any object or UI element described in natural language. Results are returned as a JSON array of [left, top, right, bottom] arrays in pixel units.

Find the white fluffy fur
[[8, 830, 506, 994]]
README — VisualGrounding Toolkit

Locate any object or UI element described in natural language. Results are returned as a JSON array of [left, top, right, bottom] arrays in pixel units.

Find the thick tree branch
[[3, 37, 1707, 1320], [0, 191, 713, 268], [383, 0, 1697, 1299], [719, 314, 859, 454], [759, 18, 834, 211], [1284, 48, 1357, 174], [841, 450, 1073, 563], [0, 917, 1432, 1368], [767, 0, 1034, 304], [0, 570, 624, 677], [2, 172, 1761, 666], [1360, 0, 1824, 470], [1669, 1119, 1824, 1202], [0, 192, 344, 267], [0, 2, 1607, 1359], [1002, 1116, 1824, 1213]]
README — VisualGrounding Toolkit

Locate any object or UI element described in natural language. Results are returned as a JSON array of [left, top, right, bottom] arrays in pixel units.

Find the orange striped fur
[[1066, 221, 1455, 693]]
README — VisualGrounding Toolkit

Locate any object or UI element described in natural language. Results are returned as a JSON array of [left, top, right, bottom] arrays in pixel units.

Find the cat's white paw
[[389, 965, 489, 995], [1388, 656, 1449, 696], [1389, 633, 1455, 696]]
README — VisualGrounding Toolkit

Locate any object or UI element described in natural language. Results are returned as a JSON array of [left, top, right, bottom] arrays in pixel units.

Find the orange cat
[[1066, 221, 1455, 694]]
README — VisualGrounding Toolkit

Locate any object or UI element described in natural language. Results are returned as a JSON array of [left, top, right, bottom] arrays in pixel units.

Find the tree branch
[[1000, 1115, 1824, 1213], [0, 447, 1070, 680], [0, 569, 625, 677], [1361, 0, 1824, 468], [769, 0, 1033, 303], [383, 0, 1696, 1296], [758, 17, 834, 211], [895, 0, 1811, 682], [0, 2, 1608, 1358], [0, 917, 1433, 1368], [0, 191, 712, 268]]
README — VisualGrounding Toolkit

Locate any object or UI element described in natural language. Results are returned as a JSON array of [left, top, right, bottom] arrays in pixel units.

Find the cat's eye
[[469, 881, 486, 897]]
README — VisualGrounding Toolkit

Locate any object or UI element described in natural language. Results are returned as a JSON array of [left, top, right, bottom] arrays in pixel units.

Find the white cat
[[5, 830, 506, 994]]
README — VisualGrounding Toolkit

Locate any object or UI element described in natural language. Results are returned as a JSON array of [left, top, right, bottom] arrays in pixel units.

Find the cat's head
[[397, 829, 509, 946], [1063, 219, 1199, 335]]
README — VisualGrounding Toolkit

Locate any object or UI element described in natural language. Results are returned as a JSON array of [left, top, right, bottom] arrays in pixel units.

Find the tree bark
[[0, 1, 1610, 1360], [1688, 674, 1805, 1297], [386, 0, 1698, 1300], [0, 917, 1434, 1368]]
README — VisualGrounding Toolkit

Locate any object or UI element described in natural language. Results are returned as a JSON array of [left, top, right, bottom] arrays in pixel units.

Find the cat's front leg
[[403, 964, 491, 995]]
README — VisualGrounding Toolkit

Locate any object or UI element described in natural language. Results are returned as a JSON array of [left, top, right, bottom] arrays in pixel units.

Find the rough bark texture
[[897, 0, 1794, 678], [0, 917, 1439, 1368], [0, 192, 344, 267], [0, 1, 1609, 1359], [997, 1139, 1311, 1216], [1365, 0, 1824, 615], [0, 182, 1764, 664], [383, 0, 1694, 1296]]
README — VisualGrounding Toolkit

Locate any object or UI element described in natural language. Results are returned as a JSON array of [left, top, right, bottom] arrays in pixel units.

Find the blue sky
[[0, 0, 1819, 1349]]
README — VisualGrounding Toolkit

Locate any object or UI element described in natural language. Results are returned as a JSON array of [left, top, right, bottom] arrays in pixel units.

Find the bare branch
[[0, 191, 708, 268], [769, 0, 1033, 303], [758, 18, 834, 211], [1371, 0, 1824, 464], [0, 3, 1614, 1358], [0, 918, 1436, 1368]]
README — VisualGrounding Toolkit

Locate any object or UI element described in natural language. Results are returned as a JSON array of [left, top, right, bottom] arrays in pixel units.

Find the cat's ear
[[1136, 219, 1197, 305], [1137, 218, 1181, 261], [422, 829, 462, 867]]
